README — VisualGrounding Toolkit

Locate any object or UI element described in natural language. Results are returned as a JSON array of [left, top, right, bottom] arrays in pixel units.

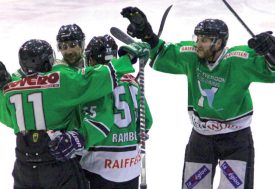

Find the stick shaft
[[221, 0, 255, 37]]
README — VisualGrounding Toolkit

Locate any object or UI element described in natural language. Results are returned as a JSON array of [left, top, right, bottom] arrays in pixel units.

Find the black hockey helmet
[[85, 34, 118, 64], [56, 24, 85, 43], [194, 19, 229, 48], [19, 39, 55, 75]]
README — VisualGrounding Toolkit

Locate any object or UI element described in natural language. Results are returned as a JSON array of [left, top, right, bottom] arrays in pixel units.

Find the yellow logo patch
[[32, 133, 39, 143]]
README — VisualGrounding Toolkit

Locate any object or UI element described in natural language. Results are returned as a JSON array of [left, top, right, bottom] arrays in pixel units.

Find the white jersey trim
[[188, 108, 252, 135], [80, 144, 141, 182]]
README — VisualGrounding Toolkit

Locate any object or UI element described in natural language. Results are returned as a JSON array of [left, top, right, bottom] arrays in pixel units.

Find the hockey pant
[[13, 130, 88, 189], [182, 128, 254, 189], [84, 171, 139, 189]]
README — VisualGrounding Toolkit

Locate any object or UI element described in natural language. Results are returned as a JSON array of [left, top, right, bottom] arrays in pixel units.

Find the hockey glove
[[0, 61, 11, 89], [121, 7, 159, 48], [248, 31, 275, 56], [118, 42, 151, 64], [48, 131, 84, 161]]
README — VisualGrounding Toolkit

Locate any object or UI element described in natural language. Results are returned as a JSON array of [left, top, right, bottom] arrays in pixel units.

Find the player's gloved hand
[[0, 61, 11, 89], [118, 42, 151, 64], [48, 131, 85, 161], [248, 31, 275, 55], [121, 7, 159, 48]]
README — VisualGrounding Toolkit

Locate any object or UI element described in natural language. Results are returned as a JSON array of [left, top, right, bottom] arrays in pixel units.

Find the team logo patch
[[3, 72, 60, 93], [180, 46, 196, 52], [220, 161, 243, 188], [32, 132, 39, 143], [223, 51, 249, 59], [185, 165, 210, 189]]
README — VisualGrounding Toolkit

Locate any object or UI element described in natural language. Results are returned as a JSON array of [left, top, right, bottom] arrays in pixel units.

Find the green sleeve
[[54, 55, 135, 106], [79, 95, 114, 149], [234, 46, 275, 83], [150, 40, 198, 75]]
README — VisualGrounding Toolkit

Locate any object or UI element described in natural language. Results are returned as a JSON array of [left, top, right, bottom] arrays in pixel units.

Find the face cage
[[192, 34, 218, 44]]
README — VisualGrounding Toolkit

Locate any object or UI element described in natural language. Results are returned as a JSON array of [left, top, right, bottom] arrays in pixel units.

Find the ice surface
[[0, 0, 275, 188]]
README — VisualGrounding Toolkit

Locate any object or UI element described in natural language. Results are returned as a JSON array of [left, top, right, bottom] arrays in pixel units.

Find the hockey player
[[1, 38, 149, 189], [56, 23, 86, 68], [54, 25, 115, 148], [121, 7, 275, 189], [78, 35, 117, 149], [80, 34, 153, 189]]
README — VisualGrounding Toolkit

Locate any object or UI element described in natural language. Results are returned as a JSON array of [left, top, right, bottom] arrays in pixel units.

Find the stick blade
[[157, 4, 173, 37], [110, 27, 135, 45]]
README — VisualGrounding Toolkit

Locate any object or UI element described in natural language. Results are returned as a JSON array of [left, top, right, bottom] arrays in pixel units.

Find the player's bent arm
[[79, 119, 112, 149], [78, 96, 114, 149], [239, 46, 275, 83], [53, 56, 135, 106], [149, 39, 196, 75]]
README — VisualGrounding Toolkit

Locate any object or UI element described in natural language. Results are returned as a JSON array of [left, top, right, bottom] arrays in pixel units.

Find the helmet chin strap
[[207, 38, 223, 63], [72, 56, 85, 68]]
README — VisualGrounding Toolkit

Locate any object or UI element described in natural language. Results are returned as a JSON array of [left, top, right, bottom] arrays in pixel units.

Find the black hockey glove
[[248, 31, 275, 56], [121, 7, 159, 48], [48, 131, 84, 161], [118, 42, 151, 64], [0, 61, 11, 89]]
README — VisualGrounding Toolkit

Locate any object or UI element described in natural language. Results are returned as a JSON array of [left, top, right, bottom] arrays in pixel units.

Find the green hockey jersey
[[150, 40, 275, 135], [80, 74, 153, 182], [1, 55, 134, 134]]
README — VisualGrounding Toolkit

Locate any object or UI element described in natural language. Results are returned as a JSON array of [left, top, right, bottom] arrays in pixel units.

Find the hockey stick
[[110, 27, 135, 45], [111, 7, 172, 187], [221, 0, 255, 37], [221, 0, 275, 64], [138, 55, 147, 189], [157, 4, 173, 37]]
